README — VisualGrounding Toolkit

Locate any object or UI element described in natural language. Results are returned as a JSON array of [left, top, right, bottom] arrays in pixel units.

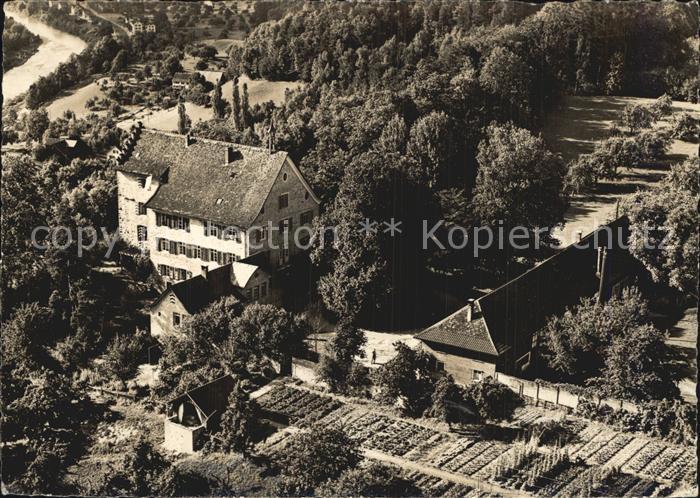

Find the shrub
[[462, 376, 524, 422], [650, 94, 673, 118], [591, 137, 642, 179], [670, 112, 698, 141], [634, 130, 671, 161], [681, 76, 698, 104], [619, 103, 656, 132], [102, 330, 152, 382], [565, 156, 598, 193]]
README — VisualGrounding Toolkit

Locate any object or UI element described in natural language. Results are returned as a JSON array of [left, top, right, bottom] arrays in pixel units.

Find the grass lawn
[[309, 329, 421, 368], [46, 81, 107, 120], [221, 74, 304, 107], [541, 95, 700, 247]]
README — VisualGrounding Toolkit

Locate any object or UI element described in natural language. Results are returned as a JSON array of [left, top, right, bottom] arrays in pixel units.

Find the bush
[[634, 130, 671, 161], [619, 103, 656, 132], [576, 398, 696, 446], [650, 94, 673, 118], [670, 112, 698, 142], [591, 137, 642, 179], [681, 76, 698, 103], [102, 330, 152, 382], [462, 376, 524, 422], [565, 156, 598, 193]]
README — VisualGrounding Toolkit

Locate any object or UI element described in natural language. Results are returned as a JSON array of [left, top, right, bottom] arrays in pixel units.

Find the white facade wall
[[117, 171, 159, 247], [148, 212, 247, 280]]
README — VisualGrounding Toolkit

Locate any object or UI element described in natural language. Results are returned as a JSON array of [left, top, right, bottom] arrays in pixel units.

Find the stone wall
[[116, 171, 159, 247]]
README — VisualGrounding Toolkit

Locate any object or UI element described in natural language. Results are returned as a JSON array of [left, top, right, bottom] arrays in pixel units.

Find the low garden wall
[[494, 373, 639, 414]]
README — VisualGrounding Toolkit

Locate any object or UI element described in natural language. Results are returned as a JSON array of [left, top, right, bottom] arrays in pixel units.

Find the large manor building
[[113, 125, 320, 335]]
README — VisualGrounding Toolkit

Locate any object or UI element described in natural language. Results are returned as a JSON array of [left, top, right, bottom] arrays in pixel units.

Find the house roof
[[152, 260, 267, 315], [416, 217, 635, 358], [169, 264, 238, 314], [172, 72, 191, 82], [415, 301, 499, 356], [169, 374, 237, 423], [116, 129, 291, 228], [230, 261, 258, 288], [197, 70, 224, 86]]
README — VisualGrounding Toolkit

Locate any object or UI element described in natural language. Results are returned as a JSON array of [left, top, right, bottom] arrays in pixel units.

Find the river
[[3, 8, 87, 102]]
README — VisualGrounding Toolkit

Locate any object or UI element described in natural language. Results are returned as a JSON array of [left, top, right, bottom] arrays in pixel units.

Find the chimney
[[185, 134, 194, 147], [201, 265, 208, 279], [575, 230, 582, 243], [466, 298, 475, 321], [225, 145, 235, 164]]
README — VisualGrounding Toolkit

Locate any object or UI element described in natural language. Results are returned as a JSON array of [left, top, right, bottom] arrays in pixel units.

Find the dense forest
[[2, 16, 42, 71]]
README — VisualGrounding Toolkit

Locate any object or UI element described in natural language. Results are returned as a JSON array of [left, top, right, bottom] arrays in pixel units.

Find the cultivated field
[[221, 74, 304, 107], [257, 383, 697, 497]]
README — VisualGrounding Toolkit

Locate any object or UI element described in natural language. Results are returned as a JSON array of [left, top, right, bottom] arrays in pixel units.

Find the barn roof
[[116, 129, 289, 228], [416, 217, 635, 359]]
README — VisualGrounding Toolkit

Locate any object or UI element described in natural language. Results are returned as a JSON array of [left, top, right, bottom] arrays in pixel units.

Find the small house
[[150, 260, 274, 337], [171, 72, 191, 89], [163, 374, 237, 453]]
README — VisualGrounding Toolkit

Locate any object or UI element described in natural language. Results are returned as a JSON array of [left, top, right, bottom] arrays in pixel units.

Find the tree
[[669, 112, 698, 141], [102, 331, 150, 382], [212, 80, 226, 119], [225, 303, 308, 367], [619, 103, 655, 133], [331, 321, 366, 365], [274, 426, 361, 495], [210, 381, 259, 457], [231, 79, 242, 131], [25, 108, 50, 142], [472, 122, 568, 236], [110, 49, 128, 74], [373, 342, 435, 416], [406, 111, 452, 188], [542, 289, 650, 378], [588, 137, 642, 179], [634, 130, 671, 161], [595, 323, 681, 401], [623, 160, 698, 297], [239, 82, 251, 130], [479, 46, 533, 117], [177, 102, 190, 134], [462, 376, 523, 422], [427, 374, 476, 427], [1, 303, 53, 372]]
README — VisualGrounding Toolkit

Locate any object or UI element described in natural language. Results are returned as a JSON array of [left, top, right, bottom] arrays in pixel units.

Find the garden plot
[[257, 385, 343, 426]]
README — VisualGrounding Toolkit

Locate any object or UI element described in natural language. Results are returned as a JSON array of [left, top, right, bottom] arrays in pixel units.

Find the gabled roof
[[416, 217, 636, 358], [154, 263, 240, 315], [172, 72, 190, 82], [415, 301, 499, 356], [169, 374, 237, 424], [230, 261, 258, 288], [116, 129, 293, 228]]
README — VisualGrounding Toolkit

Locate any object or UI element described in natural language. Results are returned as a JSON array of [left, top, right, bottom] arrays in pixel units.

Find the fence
[[494, 372, 640, 414]]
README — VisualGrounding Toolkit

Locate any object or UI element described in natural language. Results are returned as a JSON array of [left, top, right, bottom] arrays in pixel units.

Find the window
[[137, 225, 148, 242], [305, 191, 310, 200], [253, 286, 260, 300], [278, 193, 289, 210], [436, 361, 445, 371], [245, 288, 252, 300], [278, 218, 292, 233], [157, 238, 169, 252], [137, 176, 146, 188], [300, 210, 314, 225], [136, 202, 147, 215], [201, 248, 210, 262], [261, 281, 268, 298], [210, 249, 220, 264], [169, 240, 178, 255], [173, 312, 181, 328], [472, 370, 484, 382], [282, 172, 288, 181], [279, 248, 290, 265], [155, 212, 190, 231]]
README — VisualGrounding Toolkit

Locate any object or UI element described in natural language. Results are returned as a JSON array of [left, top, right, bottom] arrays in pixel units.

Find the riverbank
[[2, 17, 43, 72], [2, 7, 87, 102]]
